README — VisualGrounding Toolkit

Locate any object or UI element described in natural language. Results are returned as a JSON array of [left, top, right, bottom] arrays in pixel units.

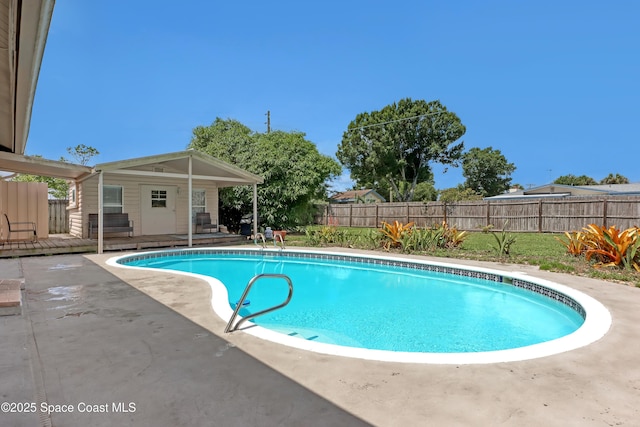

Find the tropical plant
[[441, 222, 469, 248], [556, 231, 587, 256], [581, 224, 640, 271], [394, 221, 467, 252], [490, 221, 516, 257], [380, 221, 414, 249], [305, 225, 348, 246]]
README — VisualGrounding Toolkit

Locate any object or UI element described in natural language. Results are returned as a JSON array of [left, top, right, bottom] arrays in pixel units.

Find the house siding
[[0, 180, 49, 240], [73, 173, 219, 238]]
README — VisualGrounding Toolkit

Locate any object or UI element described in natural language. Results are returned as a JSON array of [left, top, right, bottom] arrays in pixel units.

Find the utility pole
[[265, 110, 271, 133]]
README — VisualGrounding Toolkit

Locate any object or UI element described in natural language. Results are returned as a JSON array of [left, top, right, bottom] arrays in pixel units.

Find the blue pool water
[[122, 251, 585, 353]]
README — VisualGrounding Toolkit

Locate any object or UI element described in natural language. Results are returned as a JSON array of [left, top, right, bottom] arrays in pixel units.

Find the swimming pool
[[109, 248, 611, 364]]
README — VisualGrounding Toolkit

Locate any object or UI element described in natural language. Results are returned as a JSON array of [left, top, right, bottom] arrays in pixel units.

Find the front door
[[140, 185, 177, 235]]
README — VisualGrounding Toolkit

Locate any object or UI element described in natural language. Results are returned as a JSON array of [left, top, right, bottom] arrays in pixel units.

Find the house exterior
[[331, 189, 386, 204], [67, 151, 263, 244], [0, 1, 58, 239], [486, 183, 640, 200]]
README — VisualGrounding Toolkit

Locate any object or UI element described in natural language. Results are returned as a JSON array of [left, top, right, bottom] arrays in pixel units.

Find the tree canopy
[[462, 147, 515, 197], [438, 185, 483, 202], [11, 146, 100, 199], [337, 98, 465, 202], [189, 118, 341, 230], [600, 173, 629, 184], [553, 174, 597, 186]]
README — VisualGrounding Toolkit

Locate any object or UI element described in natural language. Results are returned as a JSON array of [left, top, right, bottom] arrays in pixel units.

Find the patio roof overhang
[[0, 150, 92, 180], [95, 149, 264, 186], [94, 150, 264, 254]]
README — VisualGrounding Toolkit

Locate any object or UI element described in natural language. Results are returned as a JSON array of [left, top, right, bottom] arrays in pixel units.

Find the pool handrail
[[254, 233, 267, 249], [225, 273, 294, 333], [274, 233, 286, 250]]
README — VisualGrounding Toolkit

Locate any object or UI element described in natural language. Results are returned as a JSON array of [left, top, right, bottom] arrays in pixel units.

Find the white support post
[[98, 171, 104, 254], [253, 183, 258, 236], [188, 154, 193, 247]]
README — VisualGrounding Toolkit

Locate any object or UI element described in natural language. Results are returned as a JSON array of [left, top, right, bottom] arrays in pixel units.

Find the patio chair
[[3, 213, 37, 242], [195, 212, 218, 233]]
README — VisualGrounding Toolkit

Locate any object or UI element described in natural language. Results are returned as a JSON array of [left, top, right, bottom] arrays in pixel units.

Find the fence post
[[538, 199, 543, 233], [375, 203, 379, 228], [603, 199, 608, 228], [349, 204, 353, 227], [486, 200, 490, 226], [443, 201, 447, 224], [406, 203, 410, 224], [324, 205, 328, 226]]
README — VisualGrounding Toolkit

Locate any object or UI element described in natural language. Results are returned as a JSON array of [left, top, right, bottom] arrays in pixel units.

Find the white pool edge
[[107, 247, 612, 365]]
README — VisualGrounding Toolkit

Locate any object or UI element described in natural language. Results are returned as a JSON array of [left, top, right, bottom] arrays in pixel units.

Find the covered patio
[[1, 150, 263, 255], [81, 150, 263, 254]]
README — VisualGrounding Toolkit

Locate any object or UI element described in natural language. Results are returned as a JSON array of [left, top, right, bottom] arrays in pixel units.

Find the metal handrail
[[224, 273, 294, 333], [254, 232, 266, 249], [273, 233, 286, 250]]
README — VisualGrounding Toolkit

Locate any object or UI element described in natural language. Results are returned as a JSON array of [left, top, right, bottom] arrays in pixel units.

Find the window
[[69, 183, 77, 207], [103, 185, 123, 213], [151, 190, 167, 208], [192, 189, 206, 219]]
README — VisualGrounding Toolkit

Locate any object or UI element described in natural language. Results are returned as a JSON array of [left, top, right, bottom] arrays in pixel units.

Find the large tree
[[189, 118, 341, 230], [462, 147, 516, 197], [337, 98, 465, 202]]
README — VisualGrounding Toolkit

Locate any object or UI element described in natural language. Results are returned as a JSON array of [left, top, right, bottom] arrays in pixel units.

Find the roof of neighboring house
[[486, 183, 640, 199], [331, 189, 386, 202]]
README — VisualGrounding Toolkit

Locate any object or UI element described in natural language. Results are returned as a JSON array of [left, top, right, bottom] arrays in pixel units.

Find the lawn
[[286, 227, 640, 287]]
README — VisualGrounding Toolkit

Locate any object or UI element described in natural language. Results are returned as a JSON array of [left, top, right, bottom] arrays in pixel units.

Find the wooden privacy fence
[[48, 199, 68, 234], [316, 196, 640, 232]]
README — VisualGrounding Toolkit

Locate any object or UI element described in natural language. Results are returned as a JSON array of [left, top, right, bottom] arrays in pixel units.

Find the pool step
[[0, 279, 23, 316]]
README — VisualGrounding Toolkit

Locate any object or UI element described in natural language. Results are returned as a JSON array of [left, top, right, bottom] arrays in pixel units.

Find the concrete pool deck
[[1, 248, 639, 426]]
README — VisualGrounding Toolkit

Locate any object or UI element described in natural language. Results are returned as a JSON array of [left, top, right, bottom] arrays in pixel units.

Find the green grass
[[287, 227, 640, 287]]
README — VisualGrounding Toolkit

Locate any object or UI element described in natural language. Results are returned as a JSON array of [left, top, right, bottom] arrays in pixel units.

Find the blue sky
[[27, 0, 639, 192]]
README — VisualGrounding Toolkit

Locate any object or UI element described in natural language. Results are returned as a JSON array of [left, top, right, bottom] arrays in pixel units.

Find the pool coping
[[107, 247, 612, 365]]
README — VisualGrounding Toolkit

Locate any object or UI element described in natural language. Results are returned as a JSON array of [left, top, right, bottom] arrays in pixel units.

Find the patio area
[[0, 248, 639, 426]]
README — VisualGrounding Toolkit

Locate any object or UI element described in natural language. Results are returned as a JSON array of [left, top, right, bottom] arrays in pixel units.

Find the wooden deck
[[0, 233, 247, 258]]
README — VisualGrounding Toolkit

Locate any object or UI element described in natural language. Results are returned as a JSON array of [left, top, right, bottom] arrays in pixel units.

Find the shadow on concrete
[[1, 254, 370, 427]]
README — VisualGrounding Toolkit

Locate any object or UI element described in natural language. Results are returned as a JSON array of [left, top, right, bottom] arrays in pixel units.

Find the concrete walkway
[[2, 249, 639, 426]]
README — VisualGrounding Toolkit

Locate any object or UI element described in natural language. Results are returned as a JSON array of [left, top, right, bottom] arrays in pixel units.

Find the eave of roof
[[95, 150, 264, 185], [0, 150, 92, 179]]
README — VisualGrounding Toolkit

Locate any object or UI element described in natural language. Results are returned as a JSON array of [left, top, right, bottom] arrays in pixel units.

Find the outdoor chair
[[195, 212, 218, 233], [3, 213, 37, 242]]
